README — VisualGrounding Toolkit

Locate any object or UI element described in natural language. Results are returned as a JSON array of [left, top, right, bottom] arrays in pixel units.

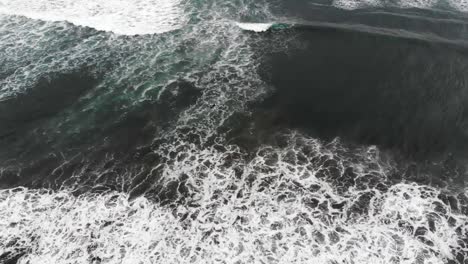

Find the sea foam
[[333, 0, 460, 10], [236, 22, 273, 32], [0, 0, 187, 35], [1, 133, 467, 264]]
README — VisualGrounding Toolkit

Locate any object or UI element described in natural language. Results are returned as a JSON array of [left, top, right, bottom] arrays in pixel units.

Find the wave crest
[[0, 0, 187, 35]]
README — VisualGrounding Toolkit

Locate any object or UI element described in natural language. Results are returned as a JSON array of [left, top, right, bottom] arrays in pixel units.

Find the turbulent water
[[1, 0, 468, 263]]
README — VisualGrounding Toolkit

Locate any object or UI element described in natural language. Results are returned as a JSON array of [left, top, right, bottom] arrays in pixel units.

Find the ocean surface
[[1, 0, 468, 263]]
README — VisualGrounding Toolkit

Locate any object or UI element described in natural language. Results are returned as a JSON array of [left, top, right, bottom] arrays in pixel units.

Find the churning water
[[1, 0, 468, 263]]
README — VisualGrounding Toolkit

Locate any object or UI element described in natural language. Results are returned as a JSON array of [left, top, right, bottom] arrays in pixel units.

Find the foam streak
[[0, 0, 187, 35]]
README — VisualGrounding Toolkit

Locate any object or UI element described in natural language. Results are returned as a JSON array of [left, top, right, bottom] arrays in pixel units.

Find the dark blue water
[[1, 0, 468, 263]]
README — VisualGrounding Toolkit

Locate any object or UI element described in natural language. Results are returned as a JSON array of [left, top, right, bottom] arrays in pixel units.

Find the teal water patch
[[1, 1, 468, 263], [0, 1, 275, 190], [270, 22, 291, 30]]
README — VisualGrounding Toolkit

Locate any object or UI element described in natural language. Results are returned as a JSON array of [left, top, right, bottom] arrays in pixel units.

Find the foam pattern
[[0, 0, 187, 35], [332, 0, 461, 10], [1, 1, 468, 263], [1, 133, 467, 263]]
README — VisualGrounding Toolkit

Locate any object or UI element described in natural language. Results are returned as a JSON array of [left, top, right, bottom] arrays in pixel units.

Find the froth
[[333, 0, 446, 10], [236, 22, 273, 32], [2, 131, 462, 264], [1, 182, 466, 263], [0, 0, 187, 35], [332, 0, 381, 10], [447, 0, 468, 11]]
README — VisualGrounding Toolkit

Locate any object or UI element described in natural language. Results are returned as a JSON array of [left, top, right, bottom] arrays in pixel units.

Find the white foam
[[396, 0, 440, 8], [332, 0, 447, 10], [447, 0, 468, 12], [0, 0, 187, 35], [1, 1, 467, 262], [2, 133, 466, 263], [0, 183, 465, 263], [236, 22, 273, 32], [332, 0, 381, 10]]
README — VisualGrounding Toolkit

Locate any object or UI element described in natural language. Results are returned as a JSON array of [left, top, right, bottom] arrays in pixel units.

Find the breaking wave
[[1, 0, 468, 263], [2, 134, 468, 263], [0, 0, 188, 35]]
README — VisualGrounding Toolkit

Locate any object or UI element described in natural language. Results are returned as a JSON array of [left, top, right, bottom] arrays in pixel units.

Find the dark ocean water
[[1, 0, 468, 263]]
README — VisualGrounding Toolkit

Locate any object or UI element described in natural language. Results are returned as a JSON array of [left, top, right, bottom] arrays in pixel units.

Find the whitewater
[[1, 0, 468, 263]]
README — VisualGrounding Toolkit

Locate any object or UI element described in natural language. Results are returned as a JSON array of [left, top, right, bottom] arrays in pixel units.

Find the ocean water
[[1, 0, 468, 263]]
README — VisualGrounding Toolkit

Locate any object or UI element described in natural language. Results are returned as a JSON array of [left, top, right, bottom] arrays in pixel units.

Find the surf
[[0, 0, 188, 35]]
